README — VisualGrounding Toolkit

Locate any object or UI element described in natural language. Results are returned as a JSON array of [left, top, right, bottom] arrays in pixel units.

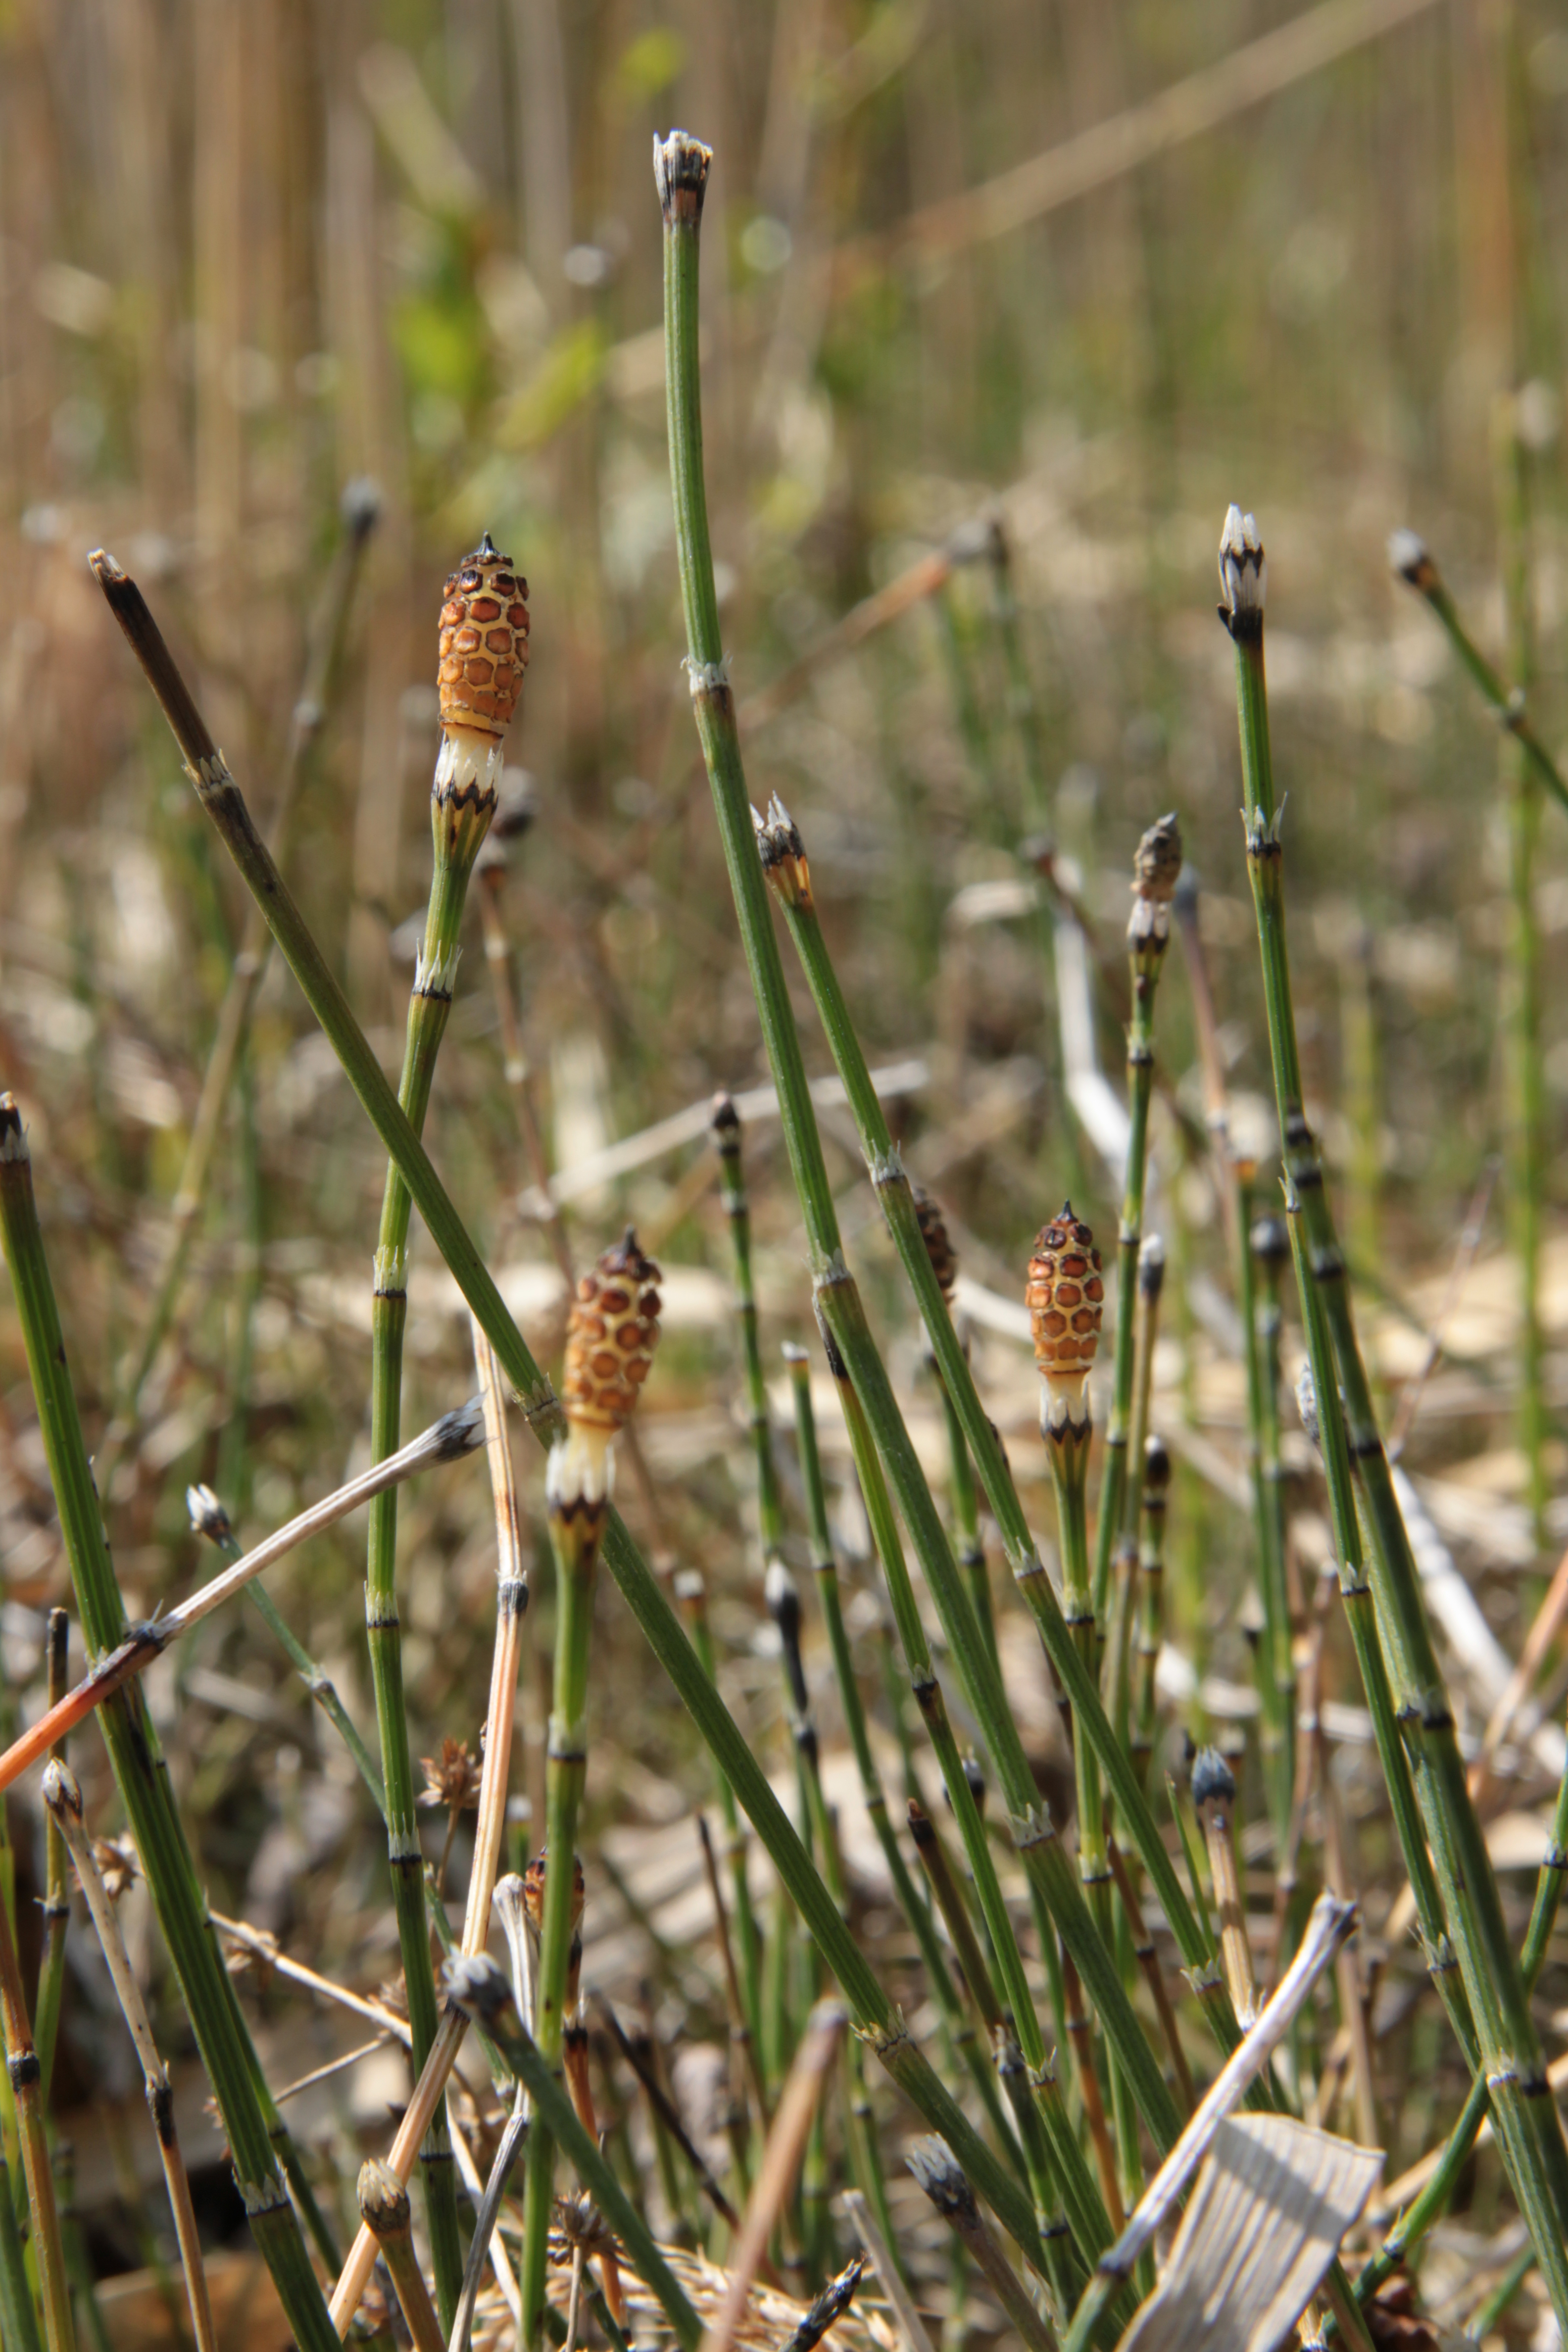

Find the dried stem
[[43, 1763, 216, 2352]]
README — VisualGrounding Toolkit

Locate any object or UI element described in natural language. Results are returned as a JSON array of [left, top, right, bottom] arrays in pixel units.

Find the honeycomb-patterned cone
[[438, 532, 529, 737], [913, 1186, 958, 1306], [1026, 1203, 1104, 1380], [562, 1228, 662, 1437]]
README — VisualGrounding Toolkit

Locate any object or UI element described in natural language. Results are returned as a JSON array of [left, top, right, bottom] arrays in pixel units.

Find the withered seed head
[[186, 1481, 234, 1548], [752, 794, 813, 911], [913, 1186, 958, 1306], [561, 1229, 662, 1440], [1132, 813, 1183, 904], [1190, 1744, 1236, 1812], [1027, 1203, 1104, 1383], [438, 531, 530, 738], [1388, 529, 1439, 595], [418, 1736, 483, 1813]]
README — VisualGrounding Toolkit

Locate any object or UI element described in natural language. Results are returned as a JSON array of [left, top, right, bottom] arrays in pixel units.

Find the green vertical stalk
[[1104, 1238, 1164, 1752], [0, 2136, 41, 2352], [1092, 818, 1181, 1630], [710, 1094, 792, 2056], [784, 1348, 1025, 2167], [673, 1568, 766, 2099], [661, 146, 1215, 2173], [1356, 1706, 1568, 2306], [1250, 1214, 1295, 1850], [33, 1609, 70, 2105], [0, 1100, 339, 2351], [0, 1863, 72, 2350], [1131, 1438, 1170, 1786], [366, 705, 502, 2325], [1496, 409, 1548, 1549], [1222, 505, 1568, 2309], [519, 1496, 598, 2347]]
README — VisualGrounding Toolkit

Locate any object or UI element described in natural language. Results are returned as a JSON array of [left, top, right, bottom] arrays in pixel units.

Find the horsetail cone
[[1027, 1203, 1104, 1431], [752, 795, 814, 911], [548, 1229, 663, 1520], [431, 533, 528, 872], [914, 1186, 959, 1308], [1128, 813, 1183, 959], [438, 532, 529, 739]]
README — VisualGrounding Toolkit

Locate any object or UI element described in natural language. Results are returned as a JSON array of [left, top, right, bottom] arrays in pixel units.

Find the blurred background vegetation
[[6, 0, 1568, 2336]]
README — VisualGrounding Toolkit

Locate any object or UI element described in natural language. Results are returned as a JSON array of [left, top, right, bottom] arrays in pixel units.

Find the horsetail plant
[[1027, 1205, 1109, 1919], [0, 1822, 73, 2352], [186, 1480, 387, 1818], [1223, 503, 1568, 2313], [93, 478, 380, 1504], [784, 1345, 1024, 2167], [362, 531, 526, 2321], [1091, 815, 1181, 1633], [1131, 1435, 1170, 1786], [1248, 1211, 1295, 1847], [43, 1761, 217, 2352], [88, 539, 1076, 2280], [0, 1094, 341, 2350], [913, 1187, 998, 1674], [520, 1230, 663, 2347]]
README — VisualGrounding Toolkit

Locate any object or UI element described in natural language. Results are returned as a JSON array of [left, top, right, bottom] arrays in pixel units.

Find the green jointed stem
[[659, 134, 1198, 2159], [519, 1497, 599, 2348], [444, 1954, 704, 2352], [33, 1608, 70, 2106], [785, 1349, 1025, 2167], [365, 725, 500, 2330], [1249, 1214, 1295, 1851], [90, 546, 1047, 2275], [674, 1569, 766, 2082], [0, 1104, 340, 2352], [97, 481, 379, 1497], [1390, 527, 1568, 821], [1357, 1713, 1568, 2306], [939, 1380, 996, 1675], [1223, 506, 1568, 2313], [1132, 1441, 1169, 1783], [0, 2140, 41, 2352], [1091, 819, 1179, 1632], [0, 1861, 72, 2351]]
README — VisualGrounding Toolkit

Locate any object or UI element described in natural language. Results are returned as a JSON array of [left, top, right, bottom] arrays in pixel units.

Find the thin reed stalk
[[186, 1484, 386, 1816], [329, 1317, 534, 2335], [1389, 527, 1568, 817], [43, 1763, 216, 2352], [0, 1401, 485, 1795], [357, 2163, 446, 2352], [913, 1193, 998, 1675], [443, 1954, 705, 2352], [0, 1841, 73, 2351], [94, 479, 379, 1499], [1249, 1212, 1295, 1848], [659, 139, 1205, 2197], [32, 1607, 69, 2103], [0, 1097, 339, 2350], [520, 1234, 662, 2347], [907, 2140, 1059, 2352], [1494, 405, 1548, 1547], [784, 1348, 1024, 2165], [1223, 505, 1568, 2313], [1091, 819, 1181, 1632], [1356, 1706, 1568, 2303], [90, 547, 1049, 2276], [710, 1094, 787, 2045], [699, 2002, 845, 2352], [1131, 1438, 1170, 1785], [0, 2131, 41, 2352], [361, 535, 523, 2324]]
